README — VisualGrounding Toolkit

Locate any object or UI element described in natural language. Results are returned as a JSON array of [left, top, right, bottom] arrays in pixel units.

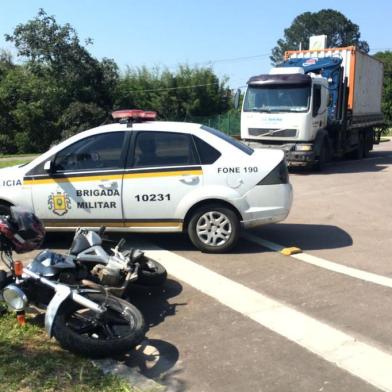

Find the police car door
[[122, 131, 203, 230], [28, 132, 127, 227]]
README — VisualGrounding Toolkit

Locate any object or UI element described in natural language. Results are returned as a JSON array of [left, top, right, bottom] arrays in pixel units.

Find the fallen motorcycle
[[65, 226, 167, 296], [0, 207, 145, 358]]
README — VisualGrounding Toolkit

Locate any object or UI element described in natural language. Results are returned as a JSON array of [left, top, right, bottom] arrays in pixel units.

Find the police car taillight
[[111, 109, 157, 122]]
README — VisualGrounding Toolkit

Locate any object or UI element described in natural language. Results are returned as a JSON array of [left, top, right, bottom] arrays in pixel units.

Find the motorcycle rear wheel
[[52, 292, 145, 358]]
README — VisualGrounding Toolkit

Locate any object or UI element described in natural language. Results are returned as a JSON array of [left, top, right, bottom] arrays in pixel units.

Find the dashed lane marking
[[143, 244, 392, 392], [244, 232, 392, 289]]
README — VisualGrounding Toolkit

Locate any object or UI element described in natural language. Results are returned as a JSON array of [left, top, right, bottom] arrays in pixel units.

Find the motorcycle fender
[[45, 285, 72, 337]]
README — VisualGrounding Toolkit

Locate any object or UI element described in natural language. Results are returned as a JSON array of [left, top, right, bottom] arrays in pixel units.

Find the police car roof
[[86, 121, 204, 135]]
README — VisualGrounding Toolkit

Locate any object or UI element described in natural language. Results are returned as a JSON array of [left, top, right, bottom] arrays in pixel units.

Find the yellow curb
[[280, 247, 302, 256]]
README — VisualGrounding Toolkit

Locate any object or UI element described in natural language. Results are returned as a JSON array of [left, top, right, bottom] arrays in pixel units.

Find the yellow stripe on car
[[42, 220, 183, 228], [24, 169, 203, 185], [123, 169, 202, 179]]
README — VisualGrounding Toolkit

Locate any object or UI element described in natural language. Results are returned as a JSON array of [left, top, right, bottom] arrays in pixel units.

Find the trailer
[[240, 46, 385, 169]]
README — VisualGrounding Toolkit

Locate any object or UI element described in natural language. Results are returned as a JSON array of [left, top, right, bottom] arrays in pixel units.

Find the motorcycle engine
[[91, 264, 122, 286]]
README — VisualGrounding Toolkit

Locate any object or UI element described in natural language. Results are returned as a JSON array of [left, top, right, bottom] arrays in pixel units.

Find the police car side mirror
[[44, 160, 53, 172]]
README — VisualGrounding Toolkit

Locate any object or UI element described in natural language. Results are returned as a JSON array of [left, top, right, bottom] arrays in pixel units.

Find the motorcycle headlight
[[2, 284, 28, 311]]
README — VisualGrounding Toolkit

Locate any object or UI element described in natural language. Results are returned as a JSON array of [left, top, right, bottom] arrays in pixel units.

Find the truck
[[240, 46, 385, 169]]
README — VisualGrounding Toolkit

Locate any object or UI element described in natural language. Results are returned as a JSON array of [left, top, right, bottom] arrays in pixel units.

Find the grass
[[0, 154, 38, 158], [0, 159, 31, 168], [0, 310, 135, 392]]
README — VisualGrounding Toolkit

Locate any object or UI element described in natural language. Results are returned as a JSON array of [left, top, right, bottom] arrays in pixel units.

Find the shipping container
[[285, 47, 384, 116]]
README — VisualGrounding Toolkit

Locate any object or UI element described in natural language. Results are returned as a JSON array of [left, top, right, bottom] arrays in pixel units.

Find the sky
[[0, 0, 391, 89]]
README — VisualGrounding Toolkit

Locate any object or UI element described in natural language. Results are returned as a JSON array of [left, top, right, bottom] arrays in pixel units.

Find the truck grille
[[248, 128, 297, 137]]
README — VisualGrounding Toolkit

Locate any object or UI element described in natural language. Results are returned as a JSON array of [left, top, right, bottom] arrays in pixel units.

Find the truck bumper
[[245, 141, 315, 167], [286, 150, 316, 167]]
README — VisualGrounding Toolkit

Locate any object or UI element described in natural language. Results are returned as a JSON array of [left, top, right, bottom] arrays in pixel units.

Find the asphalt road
[[13, 140, 392, 392]]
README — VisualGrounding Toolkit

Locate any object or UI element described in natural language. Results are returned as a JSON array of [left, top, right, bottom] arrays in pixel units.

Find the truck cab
[[241, 67, 330, 165]]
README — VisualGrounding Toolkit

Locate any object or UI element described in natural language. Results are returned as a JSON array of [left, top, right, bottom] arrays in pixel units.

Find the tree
[[0, 9, 231, 153], [115, 65, 231, 121], [374, 51, 392, 126], [271, 9, 369, 64], [2, 9, 119, 151]]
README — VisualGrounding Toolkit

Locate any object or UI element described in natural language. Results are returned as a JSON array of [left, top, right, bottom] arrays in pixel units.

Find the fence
[[185, 111, 240, 136]]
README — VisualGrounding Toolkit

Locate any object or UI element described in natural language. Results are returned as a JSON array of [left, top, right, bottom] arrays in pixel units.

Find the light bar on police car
[[111, 109, 157, 121]]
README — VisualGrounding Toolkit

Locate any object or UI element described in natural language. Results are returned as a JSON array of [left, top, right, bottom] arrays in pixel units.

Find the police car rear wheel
[[188, 205, 240, 253]]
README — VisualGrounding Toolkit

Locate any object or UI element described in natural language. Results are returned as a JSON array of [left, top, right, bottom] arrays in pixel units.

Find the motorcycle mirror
[[98, 226, 106, 237], [117, 238, 126, 250]]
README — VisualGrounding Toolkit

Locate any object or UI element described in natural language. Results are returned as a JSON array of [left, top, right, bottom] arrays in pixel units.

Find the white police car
[[0, 110, 292, 252]]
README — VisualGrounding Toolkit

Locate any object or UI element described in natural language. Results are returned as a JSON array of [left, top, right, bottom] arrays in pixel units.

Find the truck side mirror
[[233, 89, 241, 110]]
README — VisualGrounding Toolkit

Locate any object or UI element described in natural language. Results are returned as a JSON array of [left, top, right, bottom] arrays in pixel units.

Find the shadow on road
[[126, 339, 185, 390], [252, 223, 352, 251], [118, 279, 186, 390], [42, 232, 74, 249], [290, 150, 392, 176], [126, 279, 185, 329], [43, 223, 352, 256]]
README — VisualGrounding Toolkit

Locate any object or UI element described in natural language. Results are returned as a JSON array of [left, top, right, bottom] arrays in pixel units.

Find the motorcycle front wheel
[[52, 292, 145, 358], [137, 259, 167, 286]]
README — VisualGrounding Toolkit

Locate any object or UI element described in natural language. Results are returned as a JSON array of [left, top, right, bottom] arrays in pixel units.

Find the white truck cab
[[241, 67, 330, 166]]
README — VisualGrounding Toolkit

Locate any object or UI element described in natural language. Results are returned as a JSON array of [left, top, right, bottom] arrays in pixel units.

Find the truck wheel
[[187, 204, 240, 253], [363, 130, 372, 158], [314, 139, 329, 172], [363, 141, 370, 158], [352, 134, 364, 160]]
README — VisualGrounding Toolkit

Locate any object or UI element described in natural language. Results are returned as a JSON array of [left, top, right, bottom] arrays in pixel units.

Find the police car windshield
[[201, 126, 254, 155]]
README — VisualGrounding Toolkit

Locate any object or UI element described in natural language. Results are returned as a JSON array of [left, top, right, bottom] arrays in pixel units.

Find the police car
[[0, 110, 292, 252]]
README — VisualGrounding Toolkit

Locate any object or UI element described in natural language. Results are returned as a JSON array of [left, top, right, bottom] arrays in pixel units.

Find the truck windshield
[[243, 84, 310, 113]]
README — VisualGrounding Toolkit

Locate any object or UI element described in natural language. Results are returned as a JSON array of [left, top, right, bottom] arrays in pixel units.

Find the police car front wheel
[[188, 205, 240, 253]]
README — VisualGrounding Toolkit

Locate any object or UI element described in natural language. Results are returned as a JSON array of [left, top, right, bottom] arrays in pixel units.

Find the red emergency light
[[111, 109, 157, 122]]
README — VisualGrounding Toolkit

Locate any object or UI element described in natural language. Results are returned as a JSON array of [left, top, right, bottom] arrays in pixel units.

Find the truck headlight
[[295, 144, 313, 152], [2, 284, 28, 311]]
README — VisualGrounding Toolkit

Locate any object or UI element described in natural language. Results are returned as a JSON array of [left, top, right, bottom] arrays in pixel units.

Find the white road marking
[[244, 232, 392, 289], [143, 244, 392, 392]]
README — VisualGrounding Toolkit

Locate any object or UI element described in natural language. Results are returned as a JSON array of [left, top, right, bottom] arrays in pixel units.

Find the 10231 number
[[135, 193, 171, 202]]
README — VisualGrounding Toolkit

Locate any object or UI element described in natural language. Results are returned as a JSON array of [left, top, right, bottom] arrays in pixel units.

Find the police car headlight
[[2, 284, 28, 311], [295, 144, 313, 152]]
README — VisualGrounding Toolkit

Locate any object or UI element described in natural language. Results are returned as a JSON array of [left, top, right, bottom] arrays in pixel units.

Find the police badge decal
[[48, 192, 71, 216]]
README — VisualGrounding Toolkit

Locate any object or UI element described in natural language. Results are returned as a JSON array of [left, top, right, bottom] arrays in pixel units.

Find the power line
[[128, 82, 220, 93], [195, 53, 271, 66], [162, 52, 271, 70]]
